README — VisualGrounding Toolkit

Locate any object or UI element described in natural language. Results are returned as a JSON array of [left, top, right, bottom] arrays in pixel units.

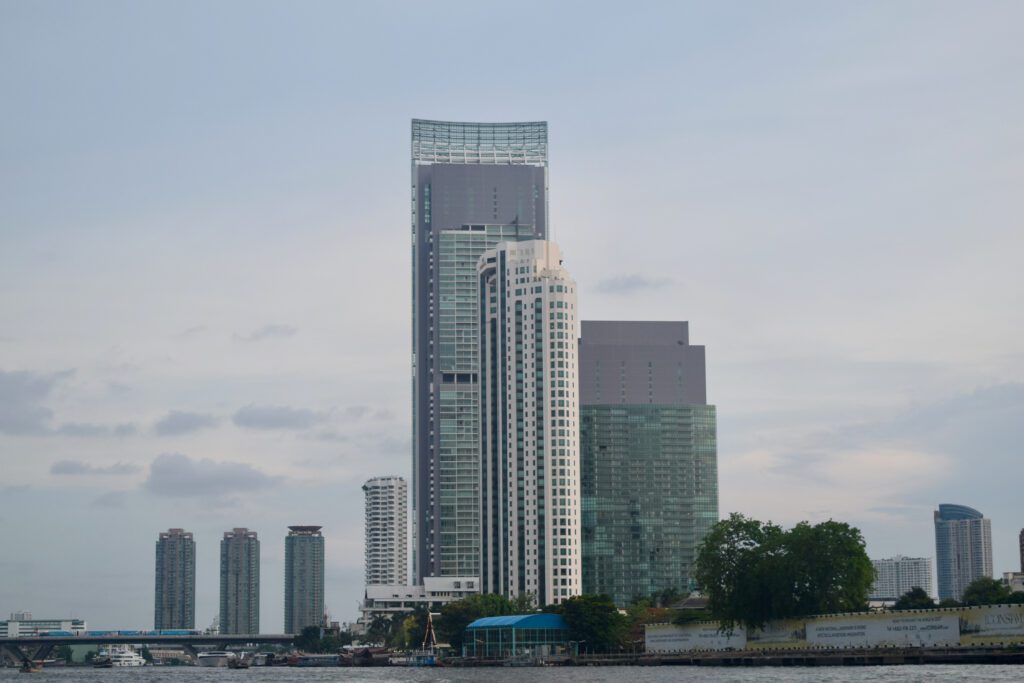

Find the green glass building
[[579, 321, 718, 607]]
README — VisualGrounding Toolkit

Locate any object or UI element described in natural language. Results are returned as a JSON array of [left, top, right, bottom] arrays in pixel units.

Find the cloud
[[143, 453, 279, 498], [50, 460, 141, 476], [153, 410, 219, 436], [174, 325, 207, 339], [233, 324, 297, 342], [233, 404, 324, 430], [56, 422, 112, 437], [90, 491, 128, 509], [0, 369, 72, 435], [595, 274, 672, 295]]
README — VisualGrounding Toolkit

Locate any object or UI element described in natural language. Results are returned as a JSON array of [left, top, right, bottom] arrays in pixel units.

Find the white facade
[[1004, 572, 1024, 593], [0, 613, 86, 637], [363, 476, 408, 586], [356, 576, 478, 634], [870, 556, 934, 600], [479, 240, 581, 605]]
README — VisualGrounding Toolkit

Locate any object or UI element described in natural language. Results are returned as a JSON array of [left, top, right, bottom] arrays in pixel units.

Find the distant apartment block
[[154, 528, 195, 630], [870, 556, 933, 600], [934, 504, 993, 602], [579, 320, 718, 607], [219, 528, 260, 635], [284, 525, 324, 634], [357, 576, 478, 635], [363, 477, 408, 586]]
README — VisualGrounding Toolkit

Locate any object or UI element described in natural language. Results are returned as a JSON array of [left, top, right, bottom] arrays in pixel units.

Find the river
[[1, 666, 1022, 682]]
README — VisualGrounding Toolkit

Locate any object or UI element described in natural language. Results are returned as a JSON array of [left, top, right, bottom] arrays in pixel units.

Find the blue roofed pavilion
[[463, 613, 571, 659]]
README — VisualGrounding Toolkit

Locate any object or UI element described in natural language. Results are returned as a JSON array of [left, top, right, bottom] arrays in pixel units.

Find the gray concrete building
[[411, 119, 548, 582], [934, 504, 992, 601], [579, 321, 718, 607], [219, 528, 260, 635], [284, 526, 324, 634], [154, 528, 195, 630], [869, 556, 933, 600]]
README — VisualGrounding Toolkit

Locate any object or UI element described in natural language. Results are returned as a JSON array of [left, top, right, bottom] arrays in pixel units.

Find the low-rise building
[[356, 577, 478, 635], [0, 612, 86, 637], [1003, 572, 1024, 593]]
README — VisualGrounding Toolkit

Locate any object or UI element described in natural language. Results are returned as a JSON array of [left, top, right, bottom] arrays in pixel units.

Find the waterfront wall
[[646, 604, 1024, 653]]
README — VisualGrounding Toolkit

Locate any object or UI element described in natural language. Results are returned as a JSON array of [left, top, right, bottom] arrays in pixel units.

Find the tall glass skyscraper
[[411, 119, 548, 582], [579, 321, 718, 607], [934, 504, 992, 601], [479, 240, 580, 605], [154, 528, 195, 630]]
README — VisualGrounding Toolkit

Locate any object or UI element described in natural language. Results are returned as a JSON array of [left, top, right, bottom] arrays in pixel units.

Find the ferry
[[196, 651, 237, 667]]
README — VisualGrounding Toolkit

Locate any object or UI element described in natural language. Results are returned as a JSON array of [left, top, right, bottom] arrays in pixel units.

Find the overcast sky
[[2, 1, 1022, 630]]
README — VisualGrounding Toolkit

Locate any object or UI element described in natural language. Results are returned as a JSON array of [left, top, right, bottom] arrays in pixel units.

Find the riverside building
[[363, 476, 408, 586], [869, 556, 933, 601], [578, 321, 718, 607], [934, 504, 993, 601], [411, 119, 548, 582], [219, 528, 260, 635], [154, 528, 195, 630], [478, 240, 580, 605], [284, 526, 325, 634]]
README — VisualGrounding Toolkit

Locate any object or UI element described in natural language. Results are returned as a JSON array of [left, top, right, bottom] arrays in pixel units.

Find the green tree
[[436, 593, 515, 651], [938, 598, 961, 608], [961, 577, 1012, 606], [893, 586, 936, 610], [694, 513, 874, 630], [52, 645, 74, 663], [293, 625, 321, 652], [550, 594, 628, 653]]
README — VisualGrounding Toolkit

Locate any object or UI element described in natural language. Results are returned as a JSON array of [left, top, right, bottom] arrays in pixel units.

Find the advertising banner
[[958, 604, 1024, 645], [747, 619, 807, 649], [806, 612, 960, 648], [645, 622, 747, 653]]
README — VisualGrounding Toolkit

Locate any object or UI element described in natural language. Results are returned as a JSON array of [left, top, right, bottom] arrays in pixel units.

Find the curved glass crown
[[412, 119, 547, 165], [936, 504, 983, 521]]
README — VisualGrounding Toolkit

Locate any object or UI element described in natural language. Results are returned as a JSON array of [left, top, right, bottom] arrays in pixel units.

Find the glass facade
[[581, 405, 717, 606], [934, 504, 993, 601], [412, 120, 547, 582]]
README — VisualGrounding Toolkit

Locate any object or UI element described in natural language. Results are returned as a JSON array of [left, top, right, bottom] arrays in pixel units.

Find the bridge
[[0, 634, 295, 665]]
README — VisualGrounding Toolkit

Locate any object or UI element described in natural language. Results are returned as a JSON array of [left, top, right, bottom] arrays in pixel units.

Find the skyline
[[1, 1, 1023, 630]]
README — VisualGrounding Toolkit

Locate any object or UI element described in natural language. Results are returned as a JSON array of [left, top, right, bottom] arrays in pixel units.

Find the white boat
[[106, 646, 147, 667], [196, 651, 237, 667]]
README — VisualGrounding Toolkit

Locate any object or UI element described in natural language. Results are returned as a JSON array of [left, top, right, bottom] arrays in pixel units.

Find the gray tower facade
[[934, 504, 992, 601], [411, 119, 548, 582], [579, 321, 718, 606], [284, 526, 324, 634], [363, 477, 408, 586], [219, 528, 260, 635], [154, 528, 195, 630]]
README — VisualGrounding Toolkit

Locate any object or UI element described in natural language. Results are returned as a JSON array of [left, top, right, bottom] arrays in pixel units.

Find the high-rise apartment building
[[219, 528, 260, 635], [479, 240, 580, 605], [1019, 528, 1023, 573], [869, 556, 933, 600], [578, 321, 718, 607], [284, 526, 324, 634], [934, 504, 993, 601], [411, 119, 548, 582], [154, 528, 195, 630], [363, 477, 408, 586]]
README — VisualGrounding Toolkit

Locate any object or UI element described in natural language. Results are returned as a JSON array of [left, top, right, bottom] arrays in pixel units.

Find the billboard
[[645, 622, 746, 653], [645, 604, 1024, 653]]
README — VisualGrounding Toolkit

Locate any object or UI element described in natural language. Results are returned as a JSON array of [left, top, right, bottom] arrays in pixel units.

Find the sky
[[1, 1, 1022, 630]]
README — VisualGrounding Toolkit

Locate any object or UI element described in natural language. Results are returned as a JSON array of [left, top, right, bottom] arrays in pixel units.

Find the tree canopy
[[893, 586, 936, 610], [694, 513, 874, 630], [961, 577, 1013, 606], [546, 594, 628, 652]]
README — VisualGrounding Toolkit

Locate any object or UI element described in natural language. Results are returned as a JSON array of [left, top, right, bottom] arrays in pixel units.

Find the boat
[[92, 656, 113, 668], [227, 658, 250, 669], [19, 661, 43, 674], [108, 645, 147, 667], [288, 653, 340, 667], [197, 651, 237, 667]]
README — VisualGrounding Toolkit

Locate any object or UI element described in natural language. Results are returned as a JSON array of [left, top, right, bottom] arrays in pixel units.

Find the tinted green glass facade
[[580, 404, 717, 606]]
